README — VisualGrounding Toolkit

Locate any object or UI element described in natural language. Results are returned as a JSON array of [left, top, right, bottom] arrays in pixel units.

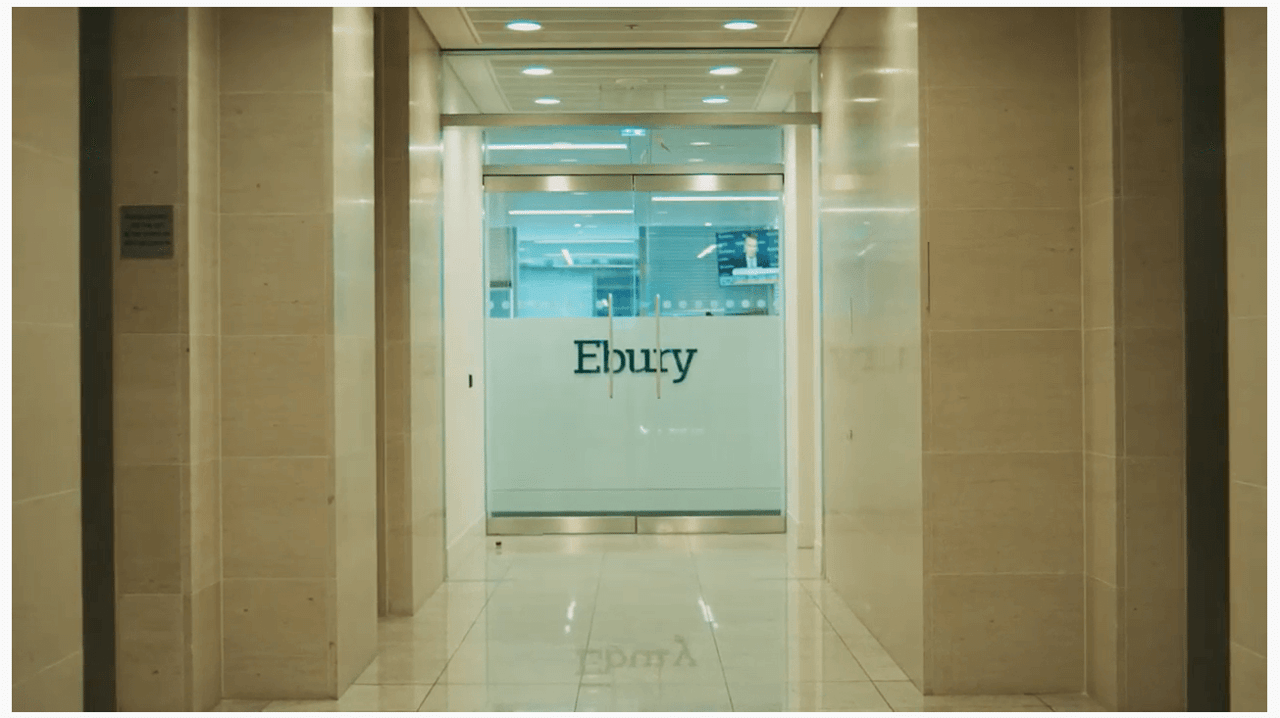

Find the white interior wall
[[442, 125, 486, 552]]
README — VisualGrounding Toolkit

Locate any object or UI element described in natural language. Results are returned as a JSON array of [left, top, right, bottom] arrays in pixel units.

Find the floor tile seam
[[791, 578, 855, 644], [822, 604, 879, 682], [867, 678, 899, 712], [690, 556, 736, 712], [574, 552, 608, 711], [417, 577, 506, 709]]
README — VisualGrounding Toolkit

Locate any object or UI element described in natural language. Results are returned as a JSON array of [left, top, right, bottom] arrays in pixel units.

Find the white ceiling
[[419, 7, 839, 50]]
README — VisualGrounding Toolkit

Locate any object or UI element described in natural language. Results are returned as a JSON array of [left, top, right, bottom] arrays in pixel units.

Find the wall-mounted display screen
[[716, 229, 779, 286]]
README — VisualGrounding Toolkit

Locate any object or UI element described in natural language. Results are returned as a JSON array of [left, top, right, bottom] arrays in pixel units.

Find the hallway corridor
[[215, 535, 1104, 712]]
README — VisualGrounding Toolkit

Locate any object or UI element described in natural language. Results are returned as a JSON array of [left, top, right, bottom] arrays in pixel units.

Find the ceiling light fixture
[[690, 141, 710, 146], [696, 244, 718, 259], [486, 143, 627, 150], [709, 65, 742, 76], [534, 97, 561, 105], [652, 196, 778, 202], [688, 158, 704, 163], [530, 239, 635, 244], [724, 20, 758, 30], [509, 209, 634, 216], [702, 96, 730, 104], [561, 249, 574, 265], [853, 97, 880, 103], [522, 65, 553, 76], [506, 20, 541, 31]]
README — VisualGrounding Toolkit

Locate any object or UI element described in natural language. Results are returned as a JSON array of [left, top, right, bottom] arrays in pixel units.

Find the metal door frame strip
[[486, 514, 786, 535]]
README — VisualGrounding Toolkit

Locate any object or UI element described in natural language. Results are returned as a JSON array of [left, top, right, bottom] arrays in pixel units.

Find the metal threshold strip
[[487, 513, 785, 535]]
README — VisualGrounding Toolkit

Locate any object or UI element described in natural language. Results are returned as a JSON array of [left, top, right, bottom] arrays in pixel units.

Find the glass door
[[483, 173, 785, 533]]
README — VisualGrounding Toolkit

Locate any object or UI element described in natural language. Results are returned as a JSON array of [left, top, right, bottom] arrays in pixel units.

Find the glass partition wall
[[483, 126, 787, 534]]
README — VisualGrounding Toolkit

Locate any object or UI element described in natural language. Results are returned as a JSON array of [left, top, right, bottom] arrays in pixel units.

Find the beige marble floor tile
[[418, 683, 579, 712], [213, 699, 270, 711], [729, 681, 892, 712], [577, 681, 734, 712], [875, 681, 1051, 712], [263, 684, 431, 712], [1037, 692, 1108, 711], [353, 652, 449, 686]]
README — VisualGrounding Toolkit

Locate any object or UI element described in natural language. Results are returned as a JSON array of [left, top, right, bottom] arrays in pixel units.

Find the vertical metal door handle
[[654, 294, 662, 399], [607, 293, 614, 399]]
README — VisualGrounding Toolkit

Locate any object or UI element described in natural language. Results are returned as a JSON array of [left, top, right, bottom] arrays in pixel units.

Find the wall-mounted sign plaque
[[120, 205, 174, 259]]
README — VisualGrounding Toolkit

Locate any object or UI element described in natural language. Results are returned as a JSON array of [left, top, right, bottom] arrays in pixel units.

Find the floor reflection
[[219, 533, 1104, 712]]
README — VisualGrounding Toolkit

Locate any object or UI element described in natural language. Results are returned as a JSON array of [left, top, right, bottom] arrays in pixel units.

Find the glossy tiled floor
[[217, 533, 1105, 712]]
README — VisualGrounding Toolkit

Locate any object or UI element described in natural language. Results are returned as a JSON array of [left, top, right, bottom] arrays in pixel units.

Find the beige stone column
[[374, 7, 446, 617], [218, 7, 378, 699], [918, 7, 1084, 695], [1224, 6, 1267, 712], [1077, 7, 1123, 709], [12, 7, 84, 711], [110, 7, 222, 711], [1079, 9, 1187, 711]]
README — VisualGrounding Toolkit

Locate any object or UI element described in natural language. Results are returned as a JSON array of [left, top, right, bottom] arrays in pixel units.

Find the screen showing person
[[741, 233, 769, 269], [716, 228, 779, 286]]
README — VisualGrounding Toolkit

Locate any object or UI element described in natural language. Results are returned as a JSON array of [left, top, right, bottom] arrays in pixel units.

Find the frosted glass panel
[[485, 317, 784, 514], [484, 179, 785, 517]]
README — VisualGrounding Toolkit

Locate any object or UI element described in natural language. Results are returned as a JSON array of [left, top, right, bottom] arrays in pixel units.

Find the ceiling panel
[[420, 7, 838, 49], [444, 51, 815, 113]]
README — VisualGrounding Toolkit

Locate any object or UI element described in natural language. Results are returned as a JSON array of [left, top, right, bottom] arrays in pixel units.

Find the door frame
[[479, 165, 789, 536]]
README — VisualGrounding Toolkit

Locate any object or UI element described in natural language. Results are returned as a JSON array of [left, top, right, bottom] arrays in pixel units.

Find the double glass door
[[483, 173, 786, 533]]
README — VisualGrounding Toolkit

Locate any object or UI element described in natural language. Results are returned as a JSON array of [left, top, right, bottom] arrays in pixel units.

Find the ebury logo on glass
[[573, 340, 697, 384]]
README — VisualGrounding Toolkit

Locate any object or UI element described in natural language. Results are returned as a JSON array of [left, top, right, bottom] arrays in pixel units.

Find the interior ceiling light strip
[[508, 209, 634, 215], [542, 253, 637, 259], [485, 143, 628, 151], [529, 239, 636, 244], [651, 196, 778, 202]]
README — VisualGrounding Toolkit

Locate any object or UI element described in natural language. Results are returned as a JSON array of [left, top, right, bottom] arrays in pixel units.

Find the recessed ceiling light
[[853, 97, 880, 103], [506, 20, 541, 31], [702, 96, 730, 104], [690, 141, 711, 146], [688, 158, 704, 163], [710, 65, 742, 76], [724, 20, 757, 30], [522, 65, 553, 76], [535, 97, 561, 105]]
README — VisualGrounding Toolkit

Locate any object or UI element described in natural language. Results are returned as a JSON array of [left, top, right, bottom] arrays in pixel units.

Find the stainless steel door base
[[486, 514, 785, 536]]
